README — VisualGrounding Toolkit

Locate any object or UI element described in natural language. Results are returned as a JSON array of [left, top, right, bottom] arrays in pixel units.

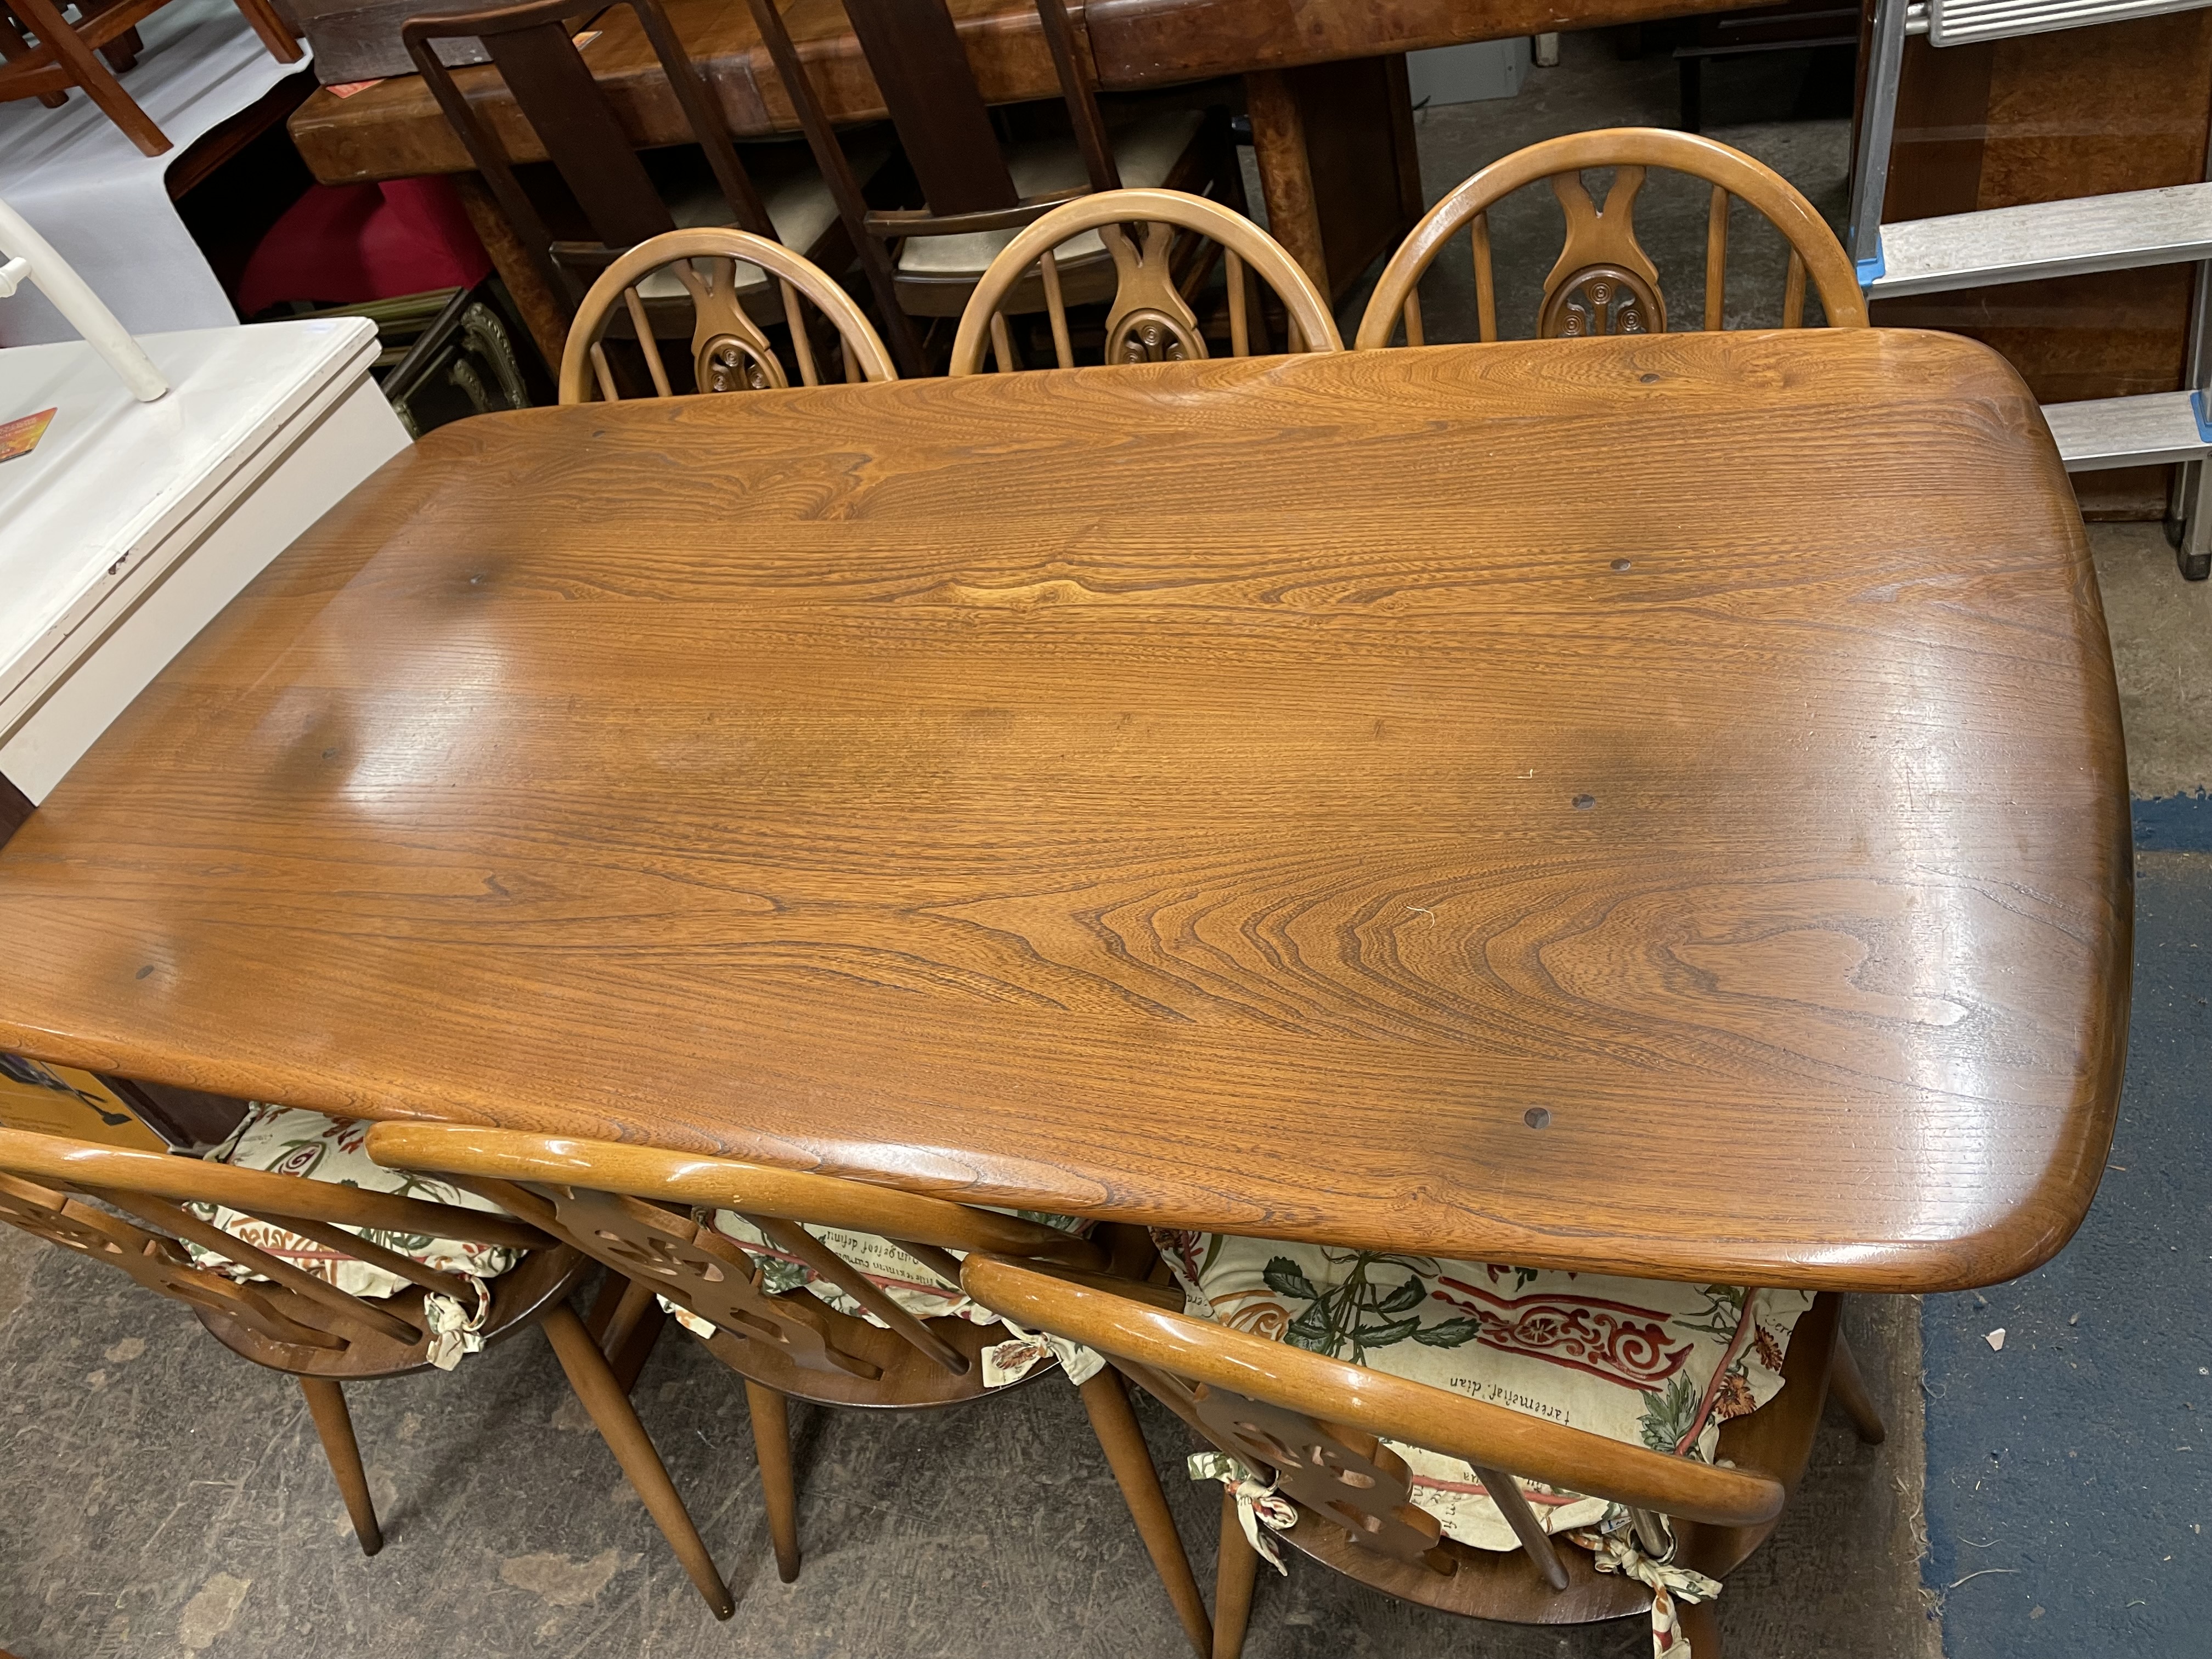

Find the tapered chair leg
[[1078, 1368, 1214, 1659], [540, 1303, 735, 1618], [300, 1376, 383, 1555], [1679, 1592, 1724, 1657], [742, 1380, 802, 1583], [1829, 1331, 1888, 1445], [1213, 1488, 1261, 1659]]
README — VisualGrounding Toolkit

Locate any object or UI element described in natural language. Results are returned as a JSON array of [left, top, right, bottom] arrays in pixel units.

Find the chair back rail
[[1354, 127, 1867, 351], [0, 1125, 545, 1247], [402, 0, 771, 313], [556, 228, 897, 403], [363, 1121, 1100, 1265], [959, 1255, 1787, 1533], [746, 0, 1121, 375], [948, 187, 1340, 374]]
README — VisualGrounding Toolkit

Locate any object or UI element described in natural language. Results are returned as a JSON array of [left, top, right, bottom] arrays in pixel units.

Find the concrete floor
[[4, 31, 2208, 1659]]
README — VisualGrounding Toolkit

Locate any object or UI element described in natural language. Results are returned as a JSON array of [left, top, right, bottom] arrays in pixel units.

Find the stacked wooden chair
[[1355, 127, 1867, 349], [753, 0, 1248, 375], [949, 187, 1340, 374], [963, 1235, 1886, 1659], [1, 0, 300, 156], [363, 1120, 1218, 1656], [0, 1112, 732, 1615], [404, 0, 876, 386]]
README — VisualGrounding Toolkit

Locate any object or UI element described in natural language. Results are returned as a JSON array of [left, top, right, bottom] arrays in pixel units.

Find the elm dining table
[[0, 330, 2130, 1294]]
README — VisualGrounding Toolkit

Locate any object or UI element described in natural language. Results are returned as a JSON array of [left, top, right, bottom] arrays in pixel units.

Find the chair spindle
[[1471, 1462, 1572, 1589], [1705, 187, 1729, 330], [1471, 212, 1498, 342], [624, 288, 675, 396], [1782, 249, 1808, 328], [1040, 249, 1076, 368]]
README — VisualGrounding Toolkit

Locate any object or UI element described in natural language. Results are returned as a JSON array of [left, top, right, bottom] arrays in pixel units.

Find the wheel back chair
[[750, 0, 1246, 375], [963, 1240, 1888, 1659], [1355, 127, 1867, 351], [364, 1120, 1219, 1657], [557, 228, 896, 403], [1, 0, 299, 156], [403, 0, 877, 388], [0, 1114, 733, 1617], [948, 187, 1339, 374]]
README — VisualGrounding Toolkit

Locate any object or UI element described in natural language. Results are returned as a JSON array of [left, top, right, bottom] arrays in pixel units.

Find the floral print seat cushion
[[704, 1211, 1104, 1387], [184, 1103, 524, 1301], [1152, 1228, 1815, 1554]]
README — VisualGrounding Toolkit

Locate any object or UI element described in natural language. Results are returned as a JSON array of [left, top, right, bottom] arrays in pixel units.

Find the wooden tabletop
[[287, 0, 1739, 184], [0, 332, 2129, 1293]]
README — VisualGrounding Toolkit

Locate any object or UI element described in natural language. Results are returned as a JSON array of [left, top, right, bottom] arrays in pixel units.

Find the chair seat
[[185, 1103, 522, 1299], [636, 137, 888, 301], [895, 108, 1206, 277], [707, 1210, 1101, 1386], [1152, 1229, 1816, 1553]]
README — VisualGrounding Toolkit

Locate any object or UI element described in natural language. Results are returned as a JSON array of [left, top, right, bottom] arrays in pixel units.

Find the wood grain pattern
[[0, 333, 2127, 1292]]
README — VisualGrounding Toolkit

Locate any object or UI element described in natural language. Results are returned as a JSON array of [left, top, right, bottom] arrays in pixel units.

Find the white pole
[[0, 194, 168, 402]]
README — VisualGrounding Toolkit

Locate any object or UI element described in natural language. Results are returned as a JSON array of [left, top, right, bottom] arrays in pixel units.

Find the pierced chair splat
[[1355, 127, 1868, 351], [364, 1120, 1218, 1658], [948, 187, 1340, 375], [557, 228, 897, 403], [0, 1113, 732, 1616], [963, 1235, 1888, 1659]]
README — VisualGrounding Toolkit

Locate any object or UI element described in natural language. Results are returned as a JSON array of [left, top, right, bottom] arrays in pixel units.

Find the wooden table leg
[[1244, 69, 1327, 297], [452, 171, 568, 381], [1246, 57, 1427, 312]]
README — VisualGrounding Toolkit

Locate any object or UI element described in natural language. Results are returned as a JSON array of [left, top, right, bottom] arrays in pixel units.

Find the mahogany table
[[285, 0, 1745, 367], [0, 331, 2130, 1293]]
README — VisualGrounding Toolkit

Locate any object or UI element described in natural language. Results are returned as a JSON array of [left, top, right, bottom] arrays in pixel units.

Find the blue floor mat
[[1922, 849, 2210, 1657]]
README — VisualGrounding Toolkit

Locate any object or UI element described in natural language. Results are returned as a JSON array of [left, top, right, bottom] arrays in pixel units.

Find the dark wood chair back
[[746, 0, 1121, 375], [403, 0, 773, 311], [963, 1255, 1882, 1651], [1355, 128, 1868, 351]]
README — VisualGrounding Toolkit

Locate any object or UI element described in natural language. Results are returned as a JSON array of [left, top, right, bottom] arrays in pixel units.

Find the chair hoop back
[[948, 187, 1342, 376], [1353, 128, 1866, 350], [960, 1254, 1786, 1530], [557, 228, 899, 404]]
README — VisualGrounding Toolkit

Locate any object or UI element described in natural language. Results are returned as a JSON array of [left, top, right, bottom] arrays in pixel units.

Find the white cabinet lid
[[0, 317, 382, 707]]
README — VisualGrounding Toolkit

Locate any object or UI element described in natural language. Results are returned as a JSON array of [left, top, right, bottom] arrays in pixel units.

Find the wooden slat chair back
[[557, 228, 898, 403], [1355, 128, 1867, 352], [963, 1256, 1887, 1659], [364, 1121, 1218, 1657], [0, 1125, 734, 1616], [1, 0, 299, 156], [948, 188, 1340, 374], [403, 0, 775, 315], [748, 0, 1231, 375]]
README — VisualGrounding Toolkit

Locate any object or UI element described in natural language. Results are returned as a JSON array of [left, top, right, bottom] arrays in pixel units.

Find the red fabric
[[238, 176, 493, 314]]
